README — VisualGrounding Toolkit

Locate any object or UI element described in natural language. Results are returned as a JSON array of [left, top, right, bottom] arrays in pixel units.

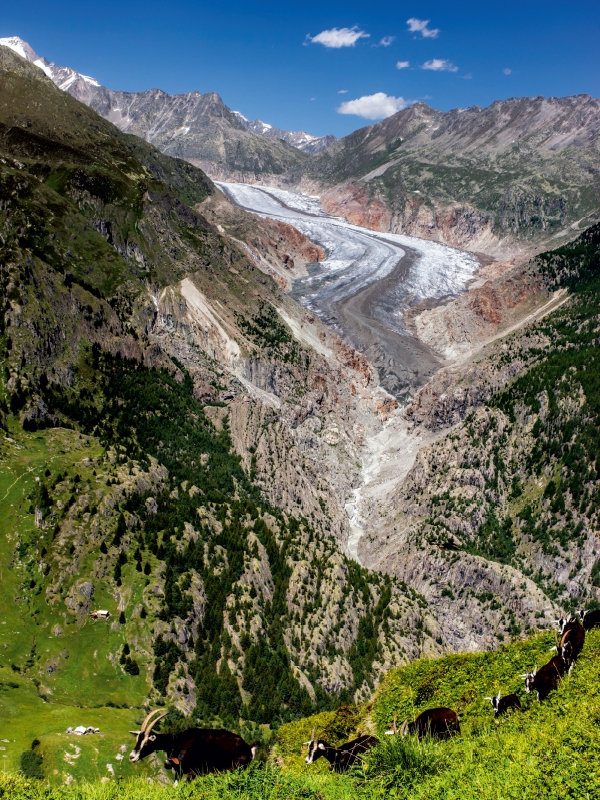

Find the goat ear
[[149, 735, 156, 742], [129, 730, 141, 735], [318, 743, 325, 750]]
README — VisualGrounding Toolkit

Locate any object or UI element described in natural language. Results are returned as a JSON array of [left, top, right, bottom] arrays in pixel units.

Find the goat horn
[[400, 718, 409, 737], [146, 712, 167, 735], [554, 630, 559, 646], [311, 727, 315, 742], [140, 709, 166, 733]]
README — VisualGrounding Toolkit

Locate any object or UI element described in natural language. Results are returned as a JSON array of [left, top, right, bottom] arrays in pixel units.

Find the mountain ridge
[[282, 94, 600, 259], [0, 36, 333, 179], [232, 110, 336, 155]]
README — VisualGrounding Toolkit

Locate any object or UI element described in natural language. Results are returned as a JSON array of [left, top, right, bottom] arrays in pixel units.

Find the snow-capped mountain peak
[[234, 113, 335, 154], [0, 36, 100, 93], [0, 36, 336, 159], [0, 35, 40, 62]]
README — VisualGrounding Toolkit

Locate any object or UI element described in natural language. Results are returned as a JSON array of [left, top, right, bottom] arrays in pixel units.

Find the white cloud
[[337, 92, 410, 119], [407, 18, 439, 39], [503, 68, 512, 75], [463, 73, 473, 80], [307, 26, 369, 48], [379, 36, 395, 46], [396, 60, 410, 69], [338, 89, 348, 93], [422, 58, 458, 72]]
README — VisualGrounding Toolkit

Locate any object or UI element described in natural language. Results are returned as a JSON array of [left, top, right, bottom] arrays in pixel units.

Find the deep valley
[[0, 31, 600, 798]]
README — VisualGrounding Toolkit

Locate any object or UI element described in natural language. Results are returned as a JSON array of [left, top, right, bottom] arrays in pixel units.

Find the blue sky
[[3, 1, 599, 137]]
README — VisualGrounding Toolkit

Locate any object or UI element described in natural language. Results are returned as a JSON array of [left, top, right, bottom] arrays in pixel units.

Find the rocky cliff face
[[198, 190, 325, 290], [356, 226, 600, 651]]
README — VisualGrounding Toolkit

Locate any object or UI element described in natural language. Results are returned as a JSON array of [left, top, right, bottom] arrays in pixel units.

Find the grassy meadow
[[2, 627, 599, 797]]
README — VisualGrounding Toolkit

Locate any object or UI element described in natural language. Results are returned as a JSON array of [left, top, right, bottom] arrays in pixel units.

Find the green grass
[[4, 420, 599, 796], [3, 625, 600, 797], [0, 424, 152, 781]]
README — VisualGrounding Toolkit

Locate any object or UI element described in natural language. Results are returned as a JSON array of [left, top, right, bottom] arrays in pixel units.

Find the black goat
[[485, 691, 521, 717], [580, 608, 600, 632], [399, 707, 460, 740], [523, 654, 569, 701], [129, 710, 257, 779], [305, 728, 379, 772]]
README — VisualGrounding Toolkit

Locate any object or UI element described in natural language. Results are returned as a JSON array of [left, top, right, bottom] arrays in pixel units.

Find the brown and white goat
[[553, 615, 585, 668], [523, 653, 569, 701], [579, 608, 600, 632]]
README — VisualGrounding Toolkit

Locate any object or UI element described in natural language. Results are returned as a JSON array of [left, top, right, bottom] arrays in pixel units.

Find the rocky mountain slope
[[232, 111, 336, 155], [357, 224, 600, 651], [0, 41, 440, 748], [3, 33, 600, 781], [284, 96, 600, 259], [0, 36, 311, 182]]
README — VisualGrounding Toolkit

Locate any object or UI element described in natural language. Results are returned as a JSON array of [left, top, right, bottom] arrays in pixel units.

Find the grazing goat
[[129, 710, 257, 779], [485, 692, 521, 717], [553, 615, 585, 667], [305, 728, 379, 773], [580, 608, 600, 632], [523, 654, 569, 701], [399, 707, 460, 740]]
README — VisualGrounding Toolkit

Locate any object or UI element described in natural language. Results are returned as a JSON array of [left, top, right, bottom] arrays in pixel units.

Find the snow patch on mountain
[[0, 36, 39, 61], [233, 111, 336, 154]]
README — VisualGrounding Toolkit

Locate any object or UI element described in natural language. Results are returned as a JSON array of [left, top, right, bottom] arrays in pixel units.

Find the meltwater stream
[[217, 182, 480, 401]]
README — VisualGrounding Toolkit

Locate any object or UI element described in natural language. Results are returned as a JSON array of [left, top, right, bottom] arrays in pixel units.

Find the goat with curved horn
[[129, 711, 257, 779], [130, 708, 166, 735], [384, 712, 399, 736]]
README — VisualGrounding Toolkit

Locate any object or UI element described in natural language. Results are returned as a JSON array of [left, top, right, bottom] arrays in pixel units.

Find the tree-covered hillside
[[0, 42, 432, 775]]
